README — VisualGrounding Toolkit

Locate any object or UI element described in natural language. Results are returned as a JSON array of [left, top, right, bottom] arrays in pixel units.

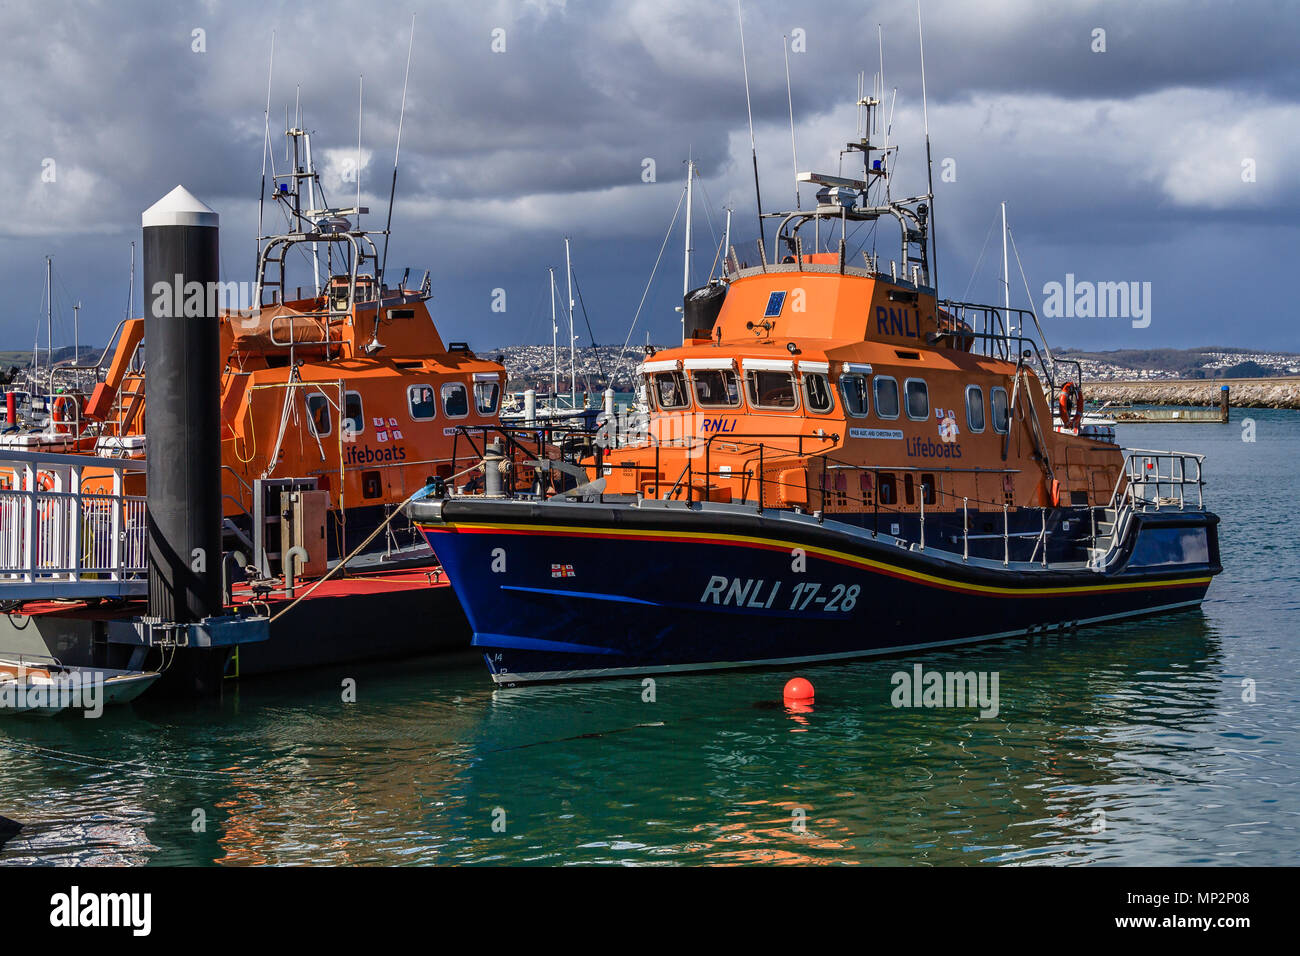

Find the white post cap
[[142, 185, 219, 228]]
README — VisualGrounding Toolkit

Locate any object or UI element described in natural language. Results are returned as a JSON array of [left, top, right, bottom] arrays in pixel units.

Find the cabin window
[[965, 384, 986, 433], [991, 386, 1010, 434], [692, 369, 741, 408], [306, 392, 332, 437], [840, 373, 869, 417], [904, 379, 929, 421], [654, 371, 691, 409], [878, 472, 897, 505], [344, 391, 364, 436], [408, 384, 436, 421], [442, 382, 469, 418], [746, 370, 798, 410], [804, 373, 834, 414], [873, 376, 899, 419], [474, 380, 501, 416]]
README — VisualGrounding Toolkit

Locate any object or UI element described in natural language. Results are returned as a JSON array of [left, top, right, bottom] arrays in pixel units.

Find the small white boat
[[0, 658, 160, 716]]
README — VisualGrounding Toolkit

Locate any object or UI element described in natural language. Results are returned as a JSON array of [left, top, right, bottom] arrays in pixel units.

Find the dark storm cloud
[[1, 0, 1298, 353]]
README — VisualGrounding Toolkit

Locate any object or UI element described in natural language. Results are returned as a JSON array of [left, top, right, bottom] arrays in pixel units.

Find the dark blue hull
[[411, 499, 1220, 684]]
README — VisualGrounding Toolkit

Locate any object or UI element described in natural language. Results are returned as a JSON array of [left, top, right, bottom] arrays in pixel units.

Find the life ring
[[51, 394, 79, 436], [1058, 382, 1082, 431]]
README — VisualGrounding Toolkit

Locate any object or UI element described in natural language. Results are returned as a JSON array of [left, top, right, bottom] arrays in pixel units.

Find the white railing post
[[111, 466, 123, 581], [962, 497, 969, 563], [71, 464, 82, 581], [22, 463, 35, 584]]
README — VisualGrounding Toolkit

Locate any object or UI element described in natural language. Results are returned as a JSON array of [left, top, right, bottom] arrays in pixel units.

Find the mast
[[550, 267, 559, 400], [683, 157, 694, 298], [303, 131, 322, 296], [1001, 201, 1011, 348], [45, 256, 52, 395], [379, 14, 417, 291], [565, 237, 576, 405], [784, 35, 799, 209], [73, 301, 80, 367], [736, 0, 765, 253], [917, 0, 939, 291], [722, 206, 732, 274]]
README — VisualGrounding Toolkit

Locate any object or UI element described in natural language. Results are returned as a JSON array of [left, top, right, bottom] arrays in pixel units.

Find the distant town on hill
[[3, 344, 1296, 395], [484, 344, 1300, 393]]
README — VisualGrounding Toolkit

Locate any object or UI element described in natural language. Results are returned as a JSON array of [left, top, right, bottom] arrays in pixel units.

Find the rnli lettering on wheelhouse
[[875, 306, 921, 339]]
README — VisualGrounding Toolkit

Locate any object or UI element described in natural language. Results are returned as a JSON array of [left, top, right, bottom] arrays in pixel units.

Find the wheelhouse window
[[306, 391, 332, 437], [874, 376, 900, 419], [746, 370, 798, 410], [692, 369, 741, 408], [966, 384, 986, 433], [991, 386, 1010, 434], [442, 382, 469, 418], [840, 373, 869, 417], [904, 378, 929, 421], [344, 391, 364, 435], [474, 379, 501, 416], [654, 371, 691, 409], [408, 384, 436, 421], [804, 373, 834, 414]]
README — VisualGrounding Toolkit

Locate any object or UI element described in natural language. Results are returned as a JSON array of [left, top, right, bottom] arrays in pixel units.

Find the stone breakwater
[[1085, 378, 1300, 410]]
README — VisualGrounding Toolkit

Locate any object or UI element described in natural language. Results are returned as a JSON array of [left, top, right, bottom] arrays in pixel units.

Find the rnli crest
[[936, 408, 960, 443]]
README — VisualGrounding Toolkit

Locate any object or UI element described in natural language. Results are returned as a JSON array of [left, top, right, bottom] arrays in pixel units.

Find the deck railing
[[0, 450, 147, 600]]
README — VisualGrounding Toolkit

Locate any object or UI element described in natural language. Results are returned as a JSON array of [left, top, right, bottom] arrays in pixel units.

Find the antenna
[[379, 13, 416, 293], [877, 26, 887, 196], [356, 74, 364, 228], [125, 240, 135, 321], [736, 0, 766, 253], [257, 31, 275, 272], [917, 0, 939, 291], [1001, 200, 1011, 348], [783, 35, 799, 210]]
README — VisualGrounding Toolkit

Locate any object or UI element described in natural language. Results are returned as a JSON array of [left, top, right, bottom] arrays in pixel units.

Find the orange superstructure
[[58, 125, 510, 563], [601, 255, 1121, 522]]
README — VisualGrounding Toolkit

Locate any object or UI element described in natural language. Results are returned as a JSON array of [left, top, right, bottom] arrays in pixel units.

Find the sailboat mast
[[565, 238, 576, 406], [46, 255, 53, 394], [550, 267, 559, 400]]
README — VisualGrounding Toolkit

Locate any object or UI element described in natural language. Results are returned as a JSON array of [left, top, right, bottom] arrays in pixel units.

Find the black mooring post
[[142, 186, 221, 625]]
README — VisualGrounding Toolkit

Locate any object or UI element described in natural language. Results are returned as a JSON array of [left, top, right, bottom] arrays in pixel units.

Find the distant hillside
[[1055, 347, 1300, 381], [0, 345, 99, 369]]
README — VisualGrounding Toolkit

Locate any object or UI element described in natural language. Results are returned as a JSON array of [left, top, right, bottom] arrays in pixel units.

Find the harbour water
[[1, 410, 1295, 866]]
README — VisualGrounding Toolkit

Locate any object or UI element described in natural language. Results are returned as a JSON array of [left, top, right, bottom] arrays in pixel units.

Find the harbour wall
[[1085, 377, 1300, 410]]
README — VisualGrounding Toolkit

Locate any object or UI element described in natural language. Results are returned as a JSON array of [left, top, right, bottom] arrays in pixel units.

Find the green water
[[1, 411, 1296, 865]]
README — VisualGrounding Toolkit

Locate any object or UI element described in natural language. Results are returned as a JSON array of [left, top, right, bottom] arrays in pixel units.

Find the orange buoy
[[783, 677, 814, 703]]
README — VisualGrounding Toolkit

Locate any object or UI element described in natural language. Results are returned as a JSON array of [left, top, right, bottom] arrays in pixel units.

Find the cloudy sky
[[2, 0, 1297, 359]]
